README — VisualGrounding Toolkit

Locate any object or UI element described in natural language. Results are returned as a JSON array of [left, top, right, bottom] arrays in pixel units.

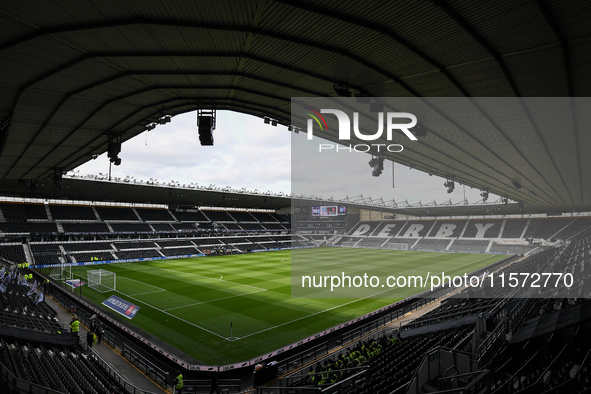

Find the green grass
[[61, 248, 504, 365]]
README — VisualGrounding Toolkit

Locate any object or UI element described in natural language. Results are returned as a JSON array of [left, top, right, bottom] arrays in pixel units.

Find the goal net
[[49, 263, 72, 281], [386, 242, 410, 250], [342, 241, 359, 248], [87, 269, 116, 293], [49, 252, 72, 281]]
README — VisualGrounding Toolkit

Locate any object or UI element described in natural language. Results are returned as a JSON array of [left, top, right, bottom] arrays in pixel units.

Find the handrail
[[89, 347, 160, 394]]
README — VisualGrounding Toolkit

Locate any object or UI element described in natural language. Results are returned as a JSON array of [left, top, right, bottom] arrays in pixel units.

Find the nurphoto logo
[[303, 107, 419, 153]]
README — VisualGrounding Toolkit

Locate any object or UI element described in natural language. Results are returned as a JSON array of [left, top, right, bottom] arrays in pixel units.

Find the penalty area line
[[114, 290, 229, 341], [163, 289, 267, 311], [237, 287, 395, 341]]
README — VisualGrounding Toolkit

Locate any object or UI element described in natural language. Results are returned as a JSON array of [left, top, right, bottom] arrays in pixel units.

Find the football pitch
[[64, 248, 505, 365]]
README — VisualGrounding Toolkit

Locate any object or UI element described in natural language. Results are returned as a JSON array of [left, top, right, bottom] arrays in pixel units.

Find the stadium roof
[[1, 1, 590, 213]]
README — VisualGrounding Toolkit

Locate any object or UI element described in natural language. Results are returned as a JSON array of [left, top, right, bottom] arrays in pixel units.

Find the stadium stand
[[60, 222, 111, 234], [250, 212, 280, 222], [425, 220, 467, 238], [70, 252, 115, 263], [155, 239, 195, 247], [449, 239, 491, 253], [115, 249, 163, 259], [150, 223, 176, 232], [135, 207, 175, 222], [0, 223, 58, 235], [95, 207, 139, 221], [171, 210, 210, 222], [0, 245, 26, 264], [413, 238, 452, 251], [239, 223, 266, 231], [523, 218, 576, 240], [500, 219, 528, 239], [113, 241, 157, 250], [228, 211, 257, 222], [262, 222, 287, 231], [109, 223, 154, 233], [489, 242, 539, 254], [171, 222, 197, 231], [202, 210, 234, 222], [0, 203, 48, 221], [461, 220, 503, 238], [223, 223, 244, 231], [62, 242, 114, 252], [29, 244, 62, 266], [48, 205, 97, 221], [160, 247, 199, 256]]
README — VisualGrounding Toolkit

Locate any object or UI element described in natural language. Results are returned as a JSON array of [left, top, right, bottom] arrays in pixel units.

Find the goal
[[49, 252, 72, 281], [386, 242, 409, 250], [87, 269, 116, 293], [49, 263, 72, 281]]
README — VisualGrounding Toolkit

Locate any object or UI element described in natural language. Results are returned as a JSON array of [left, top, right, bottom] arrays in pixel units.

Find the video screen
[[320, 206, 338, 216]]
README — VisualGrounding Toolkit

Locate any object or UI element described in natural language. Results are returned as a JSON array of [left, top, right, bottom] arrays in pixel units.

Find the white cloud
[[76, 111, 292, 194]]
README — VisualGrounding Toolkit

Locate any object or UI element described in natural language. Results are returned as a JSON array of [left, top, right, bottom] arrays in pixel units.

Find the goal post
[[49, 251, 72, 281], [386, 242, 409, 250], [49, 263, 72, 281], [87, 269, 116, 293]]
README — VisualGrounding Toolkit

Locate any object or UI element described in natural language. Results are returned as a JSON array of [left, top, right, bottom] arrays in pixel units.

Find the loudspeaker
[[107, 142, 121, 158], [198, 116, 214, 145]]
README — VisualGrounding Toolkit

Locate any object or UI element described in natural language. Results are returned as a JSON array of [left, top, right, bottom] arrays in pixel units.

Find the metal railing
[[256, 368, 368, 394], [183, 379, 241, 393], [89, 348, 160, 394], [122, 343, 170, 387]]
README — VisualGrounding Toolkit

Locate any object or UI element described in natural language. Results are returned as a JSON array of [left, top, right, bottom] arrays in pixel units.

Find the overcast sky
[[76, 110, 495, 205]]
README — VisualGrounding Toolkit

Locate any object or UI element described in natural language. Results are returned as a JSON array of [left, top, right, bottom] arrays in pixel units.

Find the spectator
[[86, 330, 94, 351], [173, 371, 183, 394], [96, 322, 105, 344], [34, 291, 44, 305], [70, 316, 80, 335]]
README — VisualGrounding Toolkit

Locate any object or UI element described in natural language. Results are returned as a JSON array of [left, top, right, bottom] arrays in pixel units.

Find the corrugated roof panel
[[238, 57, 332, 92], [0, 39, 84, 89], [540, 1, 591, 41], [136, 74, 236, 88], [247, 38, 388, 92], [237, 77, 308, 101], [100, 55, 239, 73], [447, 60, 515, 97], [52, 25, 246, 54], [449, 1, 556, 54], [384, 1, 491, 67], [34, 60, 120, 94], [570, 41, 591, 96], [503, 47, 567, 96], [260, 2, 437, 82], [0, 13, 34, 42], [402, 72, 465, 97], [48, 95, 116, 131]]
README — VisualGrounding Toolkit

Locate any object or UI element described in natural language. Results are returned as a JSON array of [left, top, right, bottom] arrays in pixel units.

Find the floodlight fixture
[[480, 190, 489, 202], [333, 84, 352, 97], [368, 155, 384, 177]]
